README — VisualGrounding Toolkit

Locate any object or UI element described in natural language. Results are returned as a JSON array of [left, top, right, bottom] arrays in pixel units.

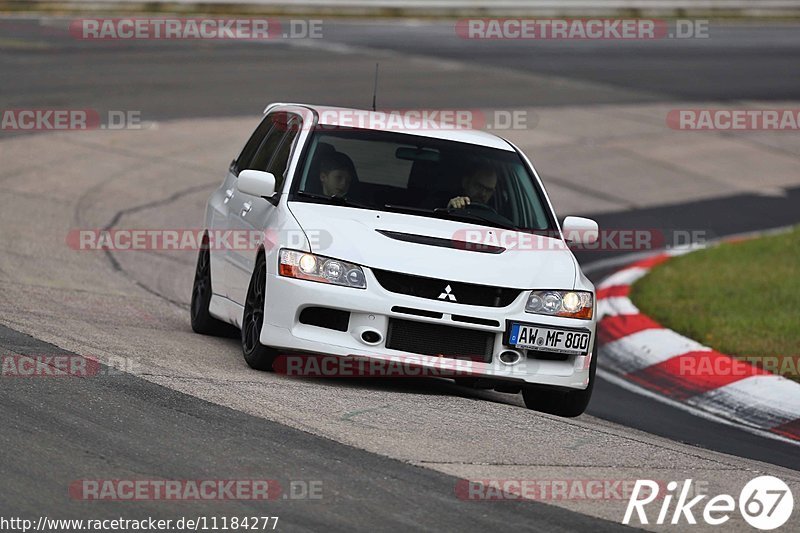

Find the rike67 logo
[[624, 476, 794, 530]]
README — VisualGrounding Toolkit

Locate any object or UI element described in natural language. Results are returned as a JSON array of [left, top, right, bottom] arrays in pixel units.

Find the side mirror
[[237, 169, 276, 198], [562, 216, 599, 245]]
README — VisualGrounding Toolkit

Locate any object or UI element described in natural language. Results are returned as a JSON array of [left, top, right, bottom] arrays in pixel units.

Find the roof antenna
[[371, 63, 379, 111]]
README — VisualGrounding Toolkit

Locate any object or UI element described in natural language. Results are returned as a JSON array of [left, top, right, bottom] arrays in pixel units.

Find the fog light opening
[[498, 350, 523, 365], [360, 329, 383, 345]]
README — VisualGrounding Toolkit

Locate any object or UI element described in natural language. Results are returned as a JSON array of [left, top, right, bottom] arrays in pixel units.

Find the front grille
[[372, 269, 522, 307], [385, 318, 494, 362]]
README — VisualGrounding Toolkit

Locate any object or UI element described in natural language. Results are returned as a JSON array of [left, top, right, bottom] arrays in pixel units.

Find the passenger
[[319, 152, 357, 197]]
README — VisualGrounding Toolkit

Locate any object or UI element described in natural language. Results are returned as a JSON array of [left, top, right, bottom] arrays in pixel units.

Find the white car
[[191, 103, 600, 417]]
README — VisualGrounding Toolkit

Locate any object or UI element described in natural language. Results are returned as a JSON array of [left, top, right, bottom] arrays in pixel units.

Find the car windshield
[[290, 127, 554, 232]]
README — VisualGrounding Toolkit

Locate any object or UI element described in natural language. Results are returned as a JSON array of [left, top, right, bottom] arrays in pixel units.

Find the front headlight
[[279, 249, 366, 289], [525, 290, 593, 319]]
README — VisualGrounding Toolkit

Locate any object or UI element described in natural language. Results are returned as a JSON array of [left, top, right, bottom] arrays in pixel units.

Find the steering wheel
[[452, 202, 497, 214], [446, 201, 519, 229]]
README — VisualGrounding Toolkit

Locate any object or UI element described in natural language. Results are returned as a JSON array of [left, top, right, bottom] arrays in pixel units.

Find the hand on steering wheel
[[447, 196, 470, 209], [447, 196, 496, 213]]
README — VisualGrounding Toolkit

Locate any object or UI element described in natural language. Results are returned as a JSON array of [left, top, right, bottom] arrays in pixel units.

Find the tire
[[521, 337, 598, 417], [241, 252, 278, 371], [190, 238, 237, 337]]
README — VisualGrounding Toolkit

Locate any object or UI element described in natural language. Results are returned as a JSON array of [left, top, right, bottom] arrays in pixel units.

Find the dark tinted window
[[234, 116, 273, 174], [234, 113, 303, 179], [266, 118, 301, 192], [249, 124, 286, 172]]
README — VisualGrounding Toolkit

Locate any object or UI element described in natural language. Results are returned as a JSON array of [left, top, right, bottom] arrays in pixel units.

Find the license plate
[[507, 323, 591, 356]]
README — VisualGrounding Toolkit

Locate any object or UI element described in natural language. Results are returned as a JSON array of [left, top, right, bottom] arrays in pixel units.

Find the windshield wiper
[[432, 208, 521, 231], [384, 204, 520, 231], [295, 191, 371, 209], [383, 204, 435, 215]]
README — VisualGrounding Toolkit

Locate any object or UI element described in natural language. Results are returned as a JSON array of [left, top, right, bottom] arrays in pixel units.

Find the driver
[[447, 161, 497, 209], [319, 152, 357, 197]]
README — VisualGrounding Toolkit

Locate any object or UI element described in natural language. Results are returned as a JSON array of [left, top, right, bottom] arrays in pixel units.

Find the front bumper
[[261, 268, 596, 389]]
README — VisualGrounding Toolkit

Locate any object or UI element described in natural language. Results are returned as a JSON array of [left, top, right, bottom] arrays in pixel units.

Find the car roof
[[268, 103, 515, 152]]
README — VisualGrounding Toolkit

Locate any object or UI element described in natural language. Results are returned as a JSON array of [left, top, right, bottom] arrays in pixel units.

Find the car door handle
[[241, 202, 252, 216], [224, 188, 235, 203]]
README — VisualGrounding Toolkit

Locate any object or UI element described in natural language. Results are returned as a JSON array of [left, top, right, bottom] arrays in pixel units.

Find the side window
[[249, 124, 287, 172], [266, 119, 301, 192], [235, 112, 303, 178], [234, 116, 274, 174]]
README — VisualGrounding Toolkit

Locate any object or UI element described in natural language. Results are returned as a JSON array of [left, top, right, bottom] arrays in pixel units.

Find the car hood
[[287, 202, 577, 290]]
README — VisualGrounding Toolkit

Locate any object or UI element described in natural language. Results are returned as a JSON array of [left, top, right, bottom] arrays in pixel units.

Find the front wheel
[[522, 338, 598, 417], [241, 253, 278, 371]]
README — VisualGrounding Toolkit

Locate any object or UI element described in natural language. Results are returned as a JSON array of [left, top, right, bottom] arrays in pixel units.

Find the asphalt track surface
[[3, 20, 800, 119], [0, 323, 628, 532], [1, 16, 799, 530]]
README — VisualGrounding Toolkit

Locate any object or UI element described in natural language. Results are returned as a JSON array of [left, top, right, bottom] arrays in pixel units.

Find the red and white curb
[[596, 248, 800, 444]]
